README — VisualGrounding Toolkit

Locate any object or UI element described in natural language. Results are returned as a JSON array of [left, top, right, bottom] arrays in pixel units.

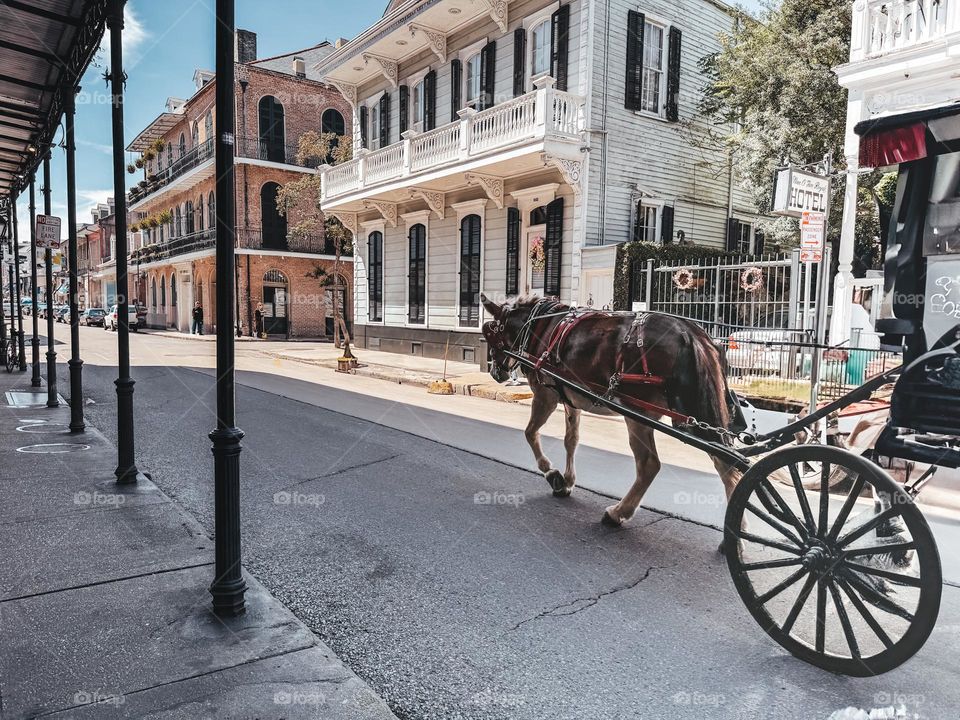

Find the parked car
[[80, 308, 106, 327], [135, 303, 147, 329], [55, 305, 70, 323], [724, 329, 803, 377], [105, 305, 139, 332]]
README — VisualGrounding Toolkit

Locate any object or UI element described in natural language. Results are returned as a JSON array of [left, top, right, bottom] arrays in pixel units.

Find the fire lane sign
[[35, 215, 62, 249], [800, 211, 826, 263]]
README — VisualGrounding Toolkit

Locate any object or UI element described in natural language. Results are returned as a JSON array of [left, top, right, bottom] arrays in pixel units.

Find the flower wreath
[[673, 268, 696, 291], [740, 266, 765, 293]]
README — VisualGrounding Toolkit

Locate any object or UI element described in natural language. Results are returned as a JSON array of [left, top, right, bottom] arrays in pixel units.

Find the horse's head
[[481, 294, 544, 382]]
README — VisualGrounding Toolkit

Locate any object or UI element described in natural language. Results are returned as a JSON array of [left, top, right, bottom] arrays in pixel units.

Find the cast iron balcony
[[236, 227, 335, 254], [128, 139, 215, 206], [235, 136, 321, 169]]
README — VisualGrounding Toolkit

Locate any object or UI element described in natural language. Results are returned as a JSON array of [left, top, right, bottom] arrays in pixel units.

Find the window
[[151, 278, 157, 308], [408, 223, 426, 324], [204, 111, 213, 143], [178, 133, 186, 158], [208, 191, 216, 229], [185, 200, 195, 235], [174, 206, 183, 237], [261, 182, 287, 249], [530, 19, 551, 78], [160, 276, 166, 308], [412, 79, 425, 129], [321, 108, 345, 163], [634, 202, 660, 243], [166, 143, 173, 167], [369, 100, 381, 150], [258, 96, 286, 162], [191, 123, 199, 150], [641, 21, 665, 114], [458, 214, 482, 326], [465, 53, 481, 108], [197, 196, 204, 231], [367, 231, 383, 322], [171, 274, 177, 307], [732, 219, 754, 254]]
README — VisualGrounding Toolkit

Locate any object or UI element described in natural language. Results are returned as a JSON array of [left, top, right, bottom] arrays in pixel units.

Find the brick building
[[125, 30, 353, 337]]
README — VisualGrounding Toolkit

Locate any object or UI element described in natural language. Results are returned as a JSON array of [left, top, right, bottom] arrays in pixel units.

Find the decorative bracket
[[363, 199, 398, 227], [362, 53, 399, 89], [326, 78, 358, 107], [408, 23, 447, 62], [541, 154, 582, 198], [464, 172, 504, 209], [475, 0, 509, 33], [409, 188, 445, 219], [325, 210, 358, 236]]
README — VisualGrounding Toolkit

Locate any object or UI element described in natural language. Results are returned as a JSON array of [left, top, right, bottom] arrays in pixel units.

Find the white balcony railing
[[853, 0, 958, 60], [321, 78, 585, 203]]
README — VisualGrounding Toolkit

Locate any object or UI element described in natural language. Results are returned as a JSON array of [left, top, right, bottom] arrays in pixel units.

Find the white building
[[832, 0, 960, 343], [318, 0, 759, 362]]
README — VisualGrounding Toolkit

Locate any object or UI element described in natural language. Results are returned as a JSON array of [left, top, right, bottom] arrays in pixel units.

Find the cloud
[[79, 190, 113, 210], [77, 140, 114, 156], [92, 4, 150, 67]]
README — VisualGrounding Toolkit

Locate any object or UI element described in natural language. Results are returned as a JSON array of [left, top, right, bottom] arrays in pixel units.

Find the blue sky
[[18, 0, 763, 233]]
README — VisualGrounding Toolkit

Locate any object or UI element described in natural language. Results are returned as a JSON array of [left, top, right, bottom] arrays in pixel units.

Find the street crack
[[279, 453, 403, 491], [509, 565, 671, 631]]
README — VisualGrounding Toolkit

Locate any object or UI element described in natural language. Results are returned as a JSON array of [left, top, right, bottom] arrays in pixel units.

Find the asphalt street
[[50, 324, 958, 720]]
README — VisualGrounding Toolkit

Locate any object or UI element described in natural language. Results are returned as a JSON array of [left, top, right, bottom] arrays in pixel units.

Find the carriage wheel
[[724, 445, 941, 676]]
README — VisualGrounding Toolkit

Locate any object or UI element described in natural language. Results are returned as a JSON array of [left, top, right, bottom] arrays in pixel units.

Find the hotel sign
[[772, 168, 830, 218]]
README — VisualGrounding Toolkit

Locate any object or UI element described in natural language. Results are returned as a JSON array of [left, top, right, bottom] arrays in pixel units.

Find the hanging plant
[[126, 163, 136, 174], [143, 148, 156, 162], [152, 137, 165, 152], [528, 235, 545, 272], [148, 216, 160, 228], [135, 157, 145, 169], [672, 267, 696, 291], [157, 210, 172, 224], [740, 266, 765, 293]]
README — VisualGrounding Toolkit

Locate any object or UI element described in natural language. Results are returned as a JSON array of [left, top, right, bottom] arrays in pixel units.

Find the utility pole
[[210, 0, 247, 617]]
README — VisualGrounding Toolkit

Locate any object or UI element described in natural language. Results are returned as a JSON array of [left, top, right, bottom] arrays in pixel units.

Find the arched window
[[367, 231, 383, 323], [174, 206, 182, 237], [191, 122, 199, 150], [178, 132, 186, 158], [160, 276, 166, 308], [151, 277, 157, 309], [197, 195, 204, 231], [171, 273, 177, 307], [207, 191, 216, 229], [185, 200, 195, 235], [529, 18, 551, 79], [204, 111, 213, 144], [258, 96, 285, 162], [321, 108, 346, 164], [168, 207, 175, 238], [458, 214, 481, 326], [166, 143, 173, 168], [260, 182, 287, 249], [408, 223, 426, 324]]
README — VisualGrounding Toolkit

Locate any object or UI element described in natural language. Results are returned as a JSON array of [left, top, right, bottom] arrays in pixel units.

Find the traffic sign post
[[800, 210, 826, 263], [35, 214, 62, 249]]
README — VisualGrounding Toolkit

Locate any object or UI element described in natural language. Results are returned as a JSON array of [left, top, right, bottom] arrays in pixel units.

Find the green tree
[[276, 131, 354, 346], [700, 0, 891, 271]]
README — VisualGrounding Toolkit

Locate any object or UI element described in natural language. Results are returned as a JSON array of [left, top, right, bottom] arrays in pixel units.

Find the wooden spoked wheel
[[724, 445, 941, 675]]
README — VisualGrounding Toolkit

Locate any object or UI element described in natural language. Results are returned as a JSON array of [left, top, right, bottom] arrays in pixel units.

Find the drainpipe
[[599, 0, 611, 244]]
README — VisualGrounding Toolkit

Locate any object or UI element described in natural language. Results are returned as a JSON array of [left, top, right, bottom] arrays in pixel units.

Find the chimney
[[334, 37, 349, 49], [293, 57, 306, 78], [235, 29, 257, 63]]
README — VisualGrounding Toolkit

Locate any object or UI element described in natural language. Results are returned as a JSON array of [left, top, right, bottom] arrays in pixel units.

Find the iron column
[[29, 175, 40, 387], [209, 0, 247, 617], [43, 154, 58, 408], [12, 190, 26, 370], [108, 0, 142, 484], [65, 87, 84, 432]]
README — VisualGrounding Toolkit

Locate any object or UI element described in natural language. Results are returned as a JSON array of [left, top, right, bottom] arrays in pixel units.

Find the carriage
[[482, 104, 960, 676]]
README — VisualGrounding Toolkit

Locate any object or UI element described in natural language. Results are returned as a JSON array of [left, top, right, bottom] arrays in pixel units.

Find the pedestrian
[[192, 301, 204, 335], [254, 302, 264, 338]]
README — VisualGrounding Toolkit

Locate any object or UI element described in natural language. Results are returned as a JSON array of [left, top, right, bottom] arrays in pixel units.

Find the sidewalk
[[0, 373, 397, 719]]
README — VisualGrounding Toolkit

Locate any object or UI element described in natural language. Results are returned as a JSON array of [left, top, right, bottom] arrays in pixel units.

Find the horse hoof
[[545, 470, 568, 497], [717, 541, 726, 556], [601, 510, 623, 528]]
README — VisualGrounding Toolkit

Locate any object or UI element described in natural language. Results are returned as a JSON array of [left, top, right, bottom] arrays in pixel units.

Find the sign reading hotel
[[799, 211, 826, 262], [772, 168, 830, 218], [35, 214, 62, 249]]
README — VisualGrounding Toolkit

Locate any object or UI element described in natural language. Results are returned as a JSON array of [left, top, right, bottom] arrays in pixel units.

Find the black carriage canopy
[[854, 102, 960, 169]]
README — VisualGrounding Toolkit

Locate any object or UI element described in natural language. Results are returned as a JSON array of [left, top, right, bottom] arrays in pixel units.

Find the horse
[[481, 294, 746, 528]]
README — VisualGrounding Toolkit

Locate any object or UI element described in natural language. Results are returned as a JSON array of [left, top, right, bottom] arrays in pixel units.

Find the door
[[258, 96, 286, 163], [584, 270, 614, 310], [260, 182, 287, 249], [525, 225, 546, 295], [262, 269, 289, 336]]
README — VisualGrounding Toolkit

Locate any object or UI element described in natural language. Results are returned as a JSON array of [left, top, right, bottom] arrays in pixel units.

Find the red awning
[[858, 122, 927, 169]]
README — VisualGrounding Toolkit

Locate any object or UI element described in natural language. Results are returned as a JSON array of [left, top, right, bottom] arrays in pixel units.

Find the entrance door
[[262, 269, 289, 336], [525, 225, 546, 295], [584, 270, 614, 310]]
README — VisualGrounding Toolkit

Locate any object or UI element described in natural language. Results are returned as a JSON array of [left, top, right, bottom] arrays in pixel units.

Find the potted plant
[[143, 148, 156, 162], [135, 157, 145, 169], [148, 216, 160, 228], [127, 163, 136, 174], [157, 210, 172, 225], [152, 138, 165, 153]]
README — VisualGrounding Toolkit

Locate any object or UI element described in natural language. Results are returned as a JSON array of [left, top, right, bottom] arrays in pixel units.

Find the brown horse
[[481, 294, 745, 527]]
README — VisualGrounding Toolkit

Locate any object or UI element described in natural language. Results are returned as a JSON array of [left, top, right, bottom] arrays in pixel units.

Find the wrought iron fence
[[128, 139, 214, 204], [236, 227, 335, 255], [235, 136, 320, 168]]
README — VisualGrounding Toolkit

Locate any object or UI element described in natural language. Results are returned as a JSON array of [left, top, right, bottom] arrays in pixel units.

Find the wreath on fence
[[672, 267, 696, 291], [740, 266, 765, 293]]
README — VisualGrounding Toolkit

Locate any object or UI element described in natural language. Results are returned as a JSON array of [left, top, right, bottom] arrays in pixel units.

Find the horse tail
[[687, 330, 733, 444]]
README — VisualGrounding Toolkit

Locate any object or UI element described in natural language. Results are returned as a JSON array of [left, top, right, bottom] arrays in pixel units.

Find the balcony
[[129, 227, 337, 265], [320, 81, 585, 207], [128, 139, 215, 209], [852, 0, 959, 61], [235, 136, 321, 169], [131, 228, 216, 264]]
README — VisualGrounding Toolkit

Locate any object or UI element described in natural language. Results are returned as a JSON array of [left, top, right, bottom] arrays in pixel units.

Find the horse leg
[[552, 405, 581, 498], [603, 420, 661, 526], [712, 457, 745, 555], [525, 387, 562, 491]]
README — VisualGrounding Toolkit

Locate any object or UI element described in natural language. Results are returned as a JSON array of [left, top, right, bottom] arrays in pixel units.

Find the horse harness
[[499, 304, 694, 425]]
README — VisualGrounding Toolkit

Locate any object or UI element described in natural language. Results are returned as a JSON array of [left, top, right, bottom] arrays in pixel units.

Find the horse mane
[[507, 294, 570, 316]]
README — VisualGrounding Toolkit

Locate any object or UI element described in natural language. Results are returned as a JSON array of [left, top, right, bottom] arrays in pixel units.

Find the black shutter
[[379, 92, 390, 147], [625, 11, 645, 111], [513, 28, 526, 97], [660, 205, 674, 244], [399, 85, 409, 135], [459, 215, 482, 325], [368, 232, 383, 322], [359, 105, 368, 149], [551, 4, 570, 92], [479, 39, 496, 110], [408, 224, 426, 324], [666, 27, 682, 121], [543, 197, 563, 297], [754, 228, 765, 256], [450, 59, 462, 121], [424, 69, 437, 130], [506, 207, 520, 295], [725, 218, 738, 252]]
